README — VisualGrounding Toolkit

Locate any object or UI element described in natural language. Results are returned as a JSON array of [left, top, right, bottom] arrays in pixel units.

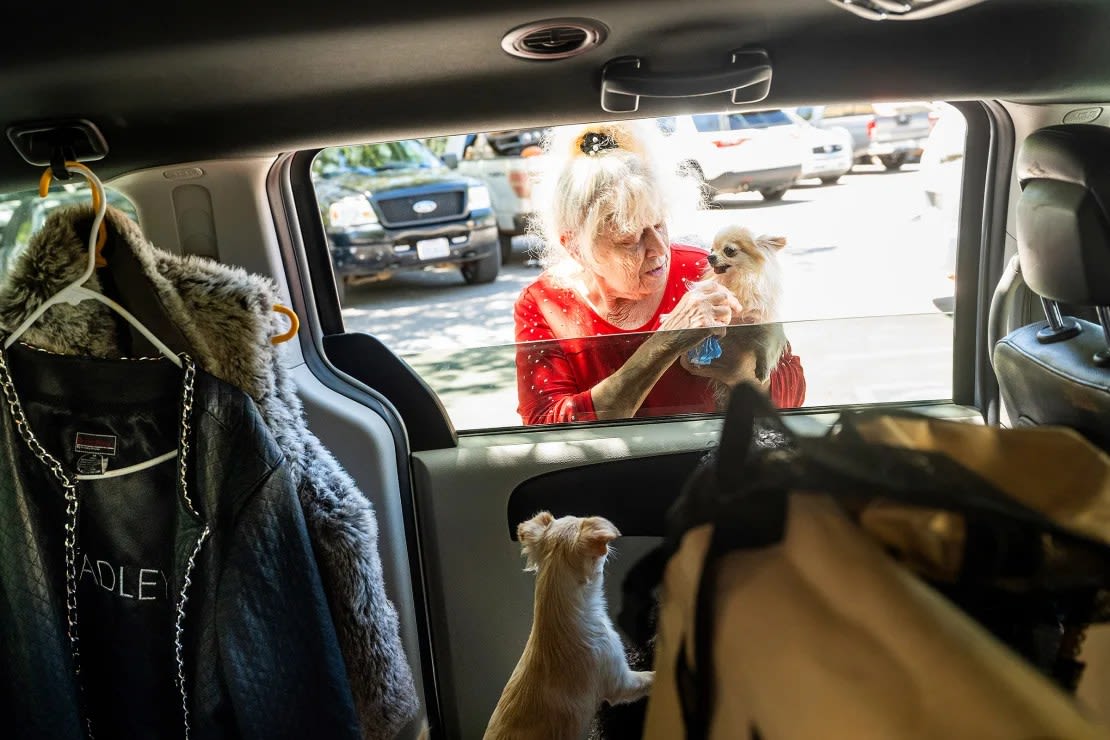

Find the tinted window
[[692, 114, 723, 132], [486, 129, 549, 157], [736, 110, 792, 128]]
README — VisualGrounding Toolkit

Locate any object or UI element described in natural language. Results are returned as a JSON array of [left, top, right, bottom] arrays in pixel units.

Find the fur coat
[[0, 206, 418, 740]]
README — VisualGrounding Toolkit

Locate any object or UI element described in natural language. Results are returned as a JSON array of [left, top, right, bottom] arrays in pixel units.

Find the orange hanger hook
[[40, 161, 108, 267], [271, 304, 300, 344]]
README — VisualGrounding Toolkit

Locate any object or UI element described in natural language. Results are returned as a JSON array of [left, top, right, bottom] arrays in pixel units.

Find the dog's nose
[[707, 253, 718, 265]]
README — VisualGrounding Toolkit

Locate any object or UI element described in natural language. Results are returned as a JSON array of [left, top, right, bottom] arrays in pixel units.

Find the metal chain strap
[[17, 342, 166, 362], [178, 357, 198, 517], [176, 526, 208, 740], [174, 354, 201, 739], [0, 348, 91, 738]]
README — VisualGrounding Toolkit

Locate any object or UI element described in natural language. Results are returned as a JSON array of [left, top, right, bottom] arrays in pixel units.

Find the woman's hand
[[656, 280, 744, 351], [680, 339, 762, 386]]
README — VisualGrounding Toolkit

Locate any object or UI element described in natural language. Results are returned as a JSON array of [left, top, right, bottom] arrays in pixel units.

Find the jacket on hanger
[[0, 339, 362, 739], [0, 207, 418, 739]]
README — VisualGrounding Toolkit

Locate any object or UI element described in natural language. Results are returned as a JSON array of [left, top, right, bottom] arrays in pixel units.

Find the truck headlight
[[467, 185, 491, 212], [328, 196, 379, 228]]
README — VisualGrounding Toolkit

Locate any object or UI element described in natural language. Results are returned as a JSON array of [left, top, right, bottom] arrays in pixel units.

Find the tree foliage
[[314, 138, 450, 175]]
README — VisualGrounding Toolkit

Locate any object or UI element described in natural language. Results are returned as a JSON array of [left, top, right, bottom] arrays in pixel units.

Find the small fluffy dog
[[706, 224, 785, 325], [484, 512, 654, 740], [683, 225, 789, 404]]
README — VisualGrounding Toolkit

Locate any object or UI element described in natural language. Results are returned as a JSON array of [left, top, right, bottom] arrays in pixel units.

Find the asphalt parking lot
[[339, 164, 958, 429]]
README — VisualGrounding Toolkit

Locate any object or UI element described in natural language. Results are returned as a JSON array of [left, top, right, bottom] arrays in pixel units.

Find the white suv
[[658, 110, 806, 201]]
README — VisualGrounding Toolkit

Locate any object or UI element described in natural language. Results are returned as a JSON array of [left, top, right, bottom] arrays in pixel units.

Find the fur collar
[[0, 205, 418, 739], [0, 204, 312, 473]]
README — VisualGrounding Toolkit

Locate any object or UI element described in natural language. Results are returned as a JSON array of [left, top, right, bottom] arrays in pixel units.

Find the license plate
[[416, 237, 451, 260]]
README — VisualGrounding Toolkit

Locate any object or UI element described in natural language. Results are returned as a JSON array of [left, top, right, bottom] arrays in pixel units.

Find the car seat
[[992, 124, 1110, 449]]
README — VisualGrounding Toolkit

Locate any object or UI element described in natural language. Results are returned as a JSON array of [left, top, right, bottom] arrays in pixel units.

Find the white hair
[[529, 119, 702, 285]]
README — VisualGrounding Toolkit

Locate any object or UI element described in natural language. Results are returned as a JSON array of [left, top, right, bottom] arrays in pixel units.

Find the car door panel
[[411, 418, 722, 737]]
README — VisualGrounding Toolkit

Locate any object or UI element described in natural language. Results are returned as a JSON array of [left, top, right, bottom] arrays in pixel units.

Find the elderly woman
[[514, 122, 806, 425]]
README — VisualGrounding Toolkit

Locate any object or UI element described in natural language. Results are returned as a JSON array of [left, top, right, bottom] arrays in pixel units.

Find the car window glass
[[308, 101, 967, 431], [726, 113, 750, 130], [740, 110, 792, 128], [692, 114, 723, 133], [488, 129, 549, 157], [0, 184, 138, 282]]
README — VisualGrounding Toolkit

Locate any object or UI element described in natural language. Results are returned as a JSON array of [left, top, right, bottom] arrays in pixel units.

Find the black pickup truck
[[313, 139, 499, 301]]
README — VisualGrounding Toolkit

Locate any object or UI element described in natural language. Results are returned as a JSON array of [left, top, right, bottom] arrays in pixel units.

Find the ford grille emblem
[[412, 199, 438, 215]]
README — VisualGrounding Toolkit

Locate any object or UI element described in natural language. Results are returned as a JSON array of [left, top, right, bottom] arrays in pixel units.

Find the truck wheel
[[499, 233, 515, 263], [819, 175, 841, 185], [880, 154, 907, 171], [461, 248, 501, 285], [759, 187, 788, 202]]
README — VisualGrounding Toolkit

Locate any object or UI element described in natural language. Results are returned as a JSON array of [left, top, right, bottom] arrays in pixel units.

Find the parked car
[[920, 103, 968, 278], [312, 139, 498, 299], [785, 110, 854, 184], [658, 109, 805, 201], [446, 128, 550, 262], [796, 102, 936, 170]]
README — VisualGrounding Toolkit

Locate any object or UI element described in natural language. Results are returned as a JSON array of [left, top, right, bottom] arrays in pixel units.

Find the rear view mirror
[[442, 153, 459, 169]]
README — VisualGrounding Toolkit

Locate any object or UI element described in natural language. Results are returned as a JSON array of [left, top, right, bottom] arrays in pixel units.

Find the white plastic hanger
[[3, 161, 183, 367]]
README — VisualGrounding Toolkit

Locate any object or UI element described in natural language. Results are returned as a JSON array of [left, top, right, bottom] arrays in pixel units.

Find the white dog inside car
[[483, 511, 654, 740]]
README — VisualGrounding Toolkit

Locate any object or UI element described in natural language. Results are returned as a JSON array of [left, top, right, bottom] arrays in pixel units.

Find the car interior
[[1, 0, 1110, 738]]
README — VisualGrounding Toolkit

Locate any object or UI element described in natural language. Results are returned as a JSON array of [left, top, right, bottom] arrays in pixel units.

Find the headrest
[[1016, 124, 1110, 306]]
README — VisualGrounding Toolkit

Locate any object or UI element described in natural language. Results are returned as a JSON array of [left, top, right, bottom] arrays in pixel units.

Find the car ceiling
[[0, 0, 1106, 190]]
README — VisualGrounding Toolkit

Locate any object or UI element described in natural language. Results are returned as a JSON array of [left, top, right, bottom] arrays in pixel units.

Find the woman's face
[[580, 220, 671, 302]]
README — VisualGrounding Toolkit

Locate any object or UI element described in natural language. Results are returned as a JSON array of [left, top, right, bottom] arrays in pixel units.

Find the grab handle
[[600, 49, 772, 113]]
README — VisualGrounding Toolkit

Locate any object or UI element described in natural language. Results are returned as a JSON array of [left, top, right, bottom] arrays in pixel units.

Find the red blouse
[[513, 244, 806, 425]]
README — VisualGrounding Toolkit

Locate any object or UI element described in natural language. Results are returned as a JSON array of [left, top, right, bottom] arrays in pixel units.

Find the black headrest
[[1016, 124, 1110, 306]]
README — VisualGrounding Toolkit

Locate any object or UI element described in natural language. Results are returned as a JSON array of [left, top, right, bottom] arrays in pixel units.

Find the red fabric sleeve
[[769, 344, 806, 409], [514, 290, 597, 425]]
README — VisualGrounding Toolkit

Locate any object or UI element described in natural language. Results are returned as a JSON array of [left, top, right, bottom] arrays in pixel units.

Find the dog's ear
[[578, 516, 621, 558], [518, 511, 555, 571], [756, 234, 787, 251]]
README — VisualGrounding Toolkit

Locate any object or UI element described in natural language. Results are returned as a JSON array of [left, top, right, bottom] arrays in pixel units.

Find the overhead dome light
[[826, 0, 990, 21], [501, 19, 608, 60]]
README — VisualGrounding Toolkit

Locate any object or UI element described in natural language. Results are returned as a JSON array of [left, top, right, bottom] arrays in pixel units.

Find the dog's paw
[[609, 670, 656, 705], [630, 670, 655, 699]]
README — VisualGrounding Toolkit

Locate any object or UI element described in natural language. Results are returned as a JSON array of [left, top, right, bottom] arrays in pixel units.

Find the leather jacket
[[0, 341, 362, 739], [0, 205, 417, 740]]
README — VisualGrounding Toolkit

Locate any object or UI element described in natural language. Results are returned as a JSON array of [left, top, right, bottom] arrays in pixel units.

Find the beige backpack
[[630, 385, 1110, 739]]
